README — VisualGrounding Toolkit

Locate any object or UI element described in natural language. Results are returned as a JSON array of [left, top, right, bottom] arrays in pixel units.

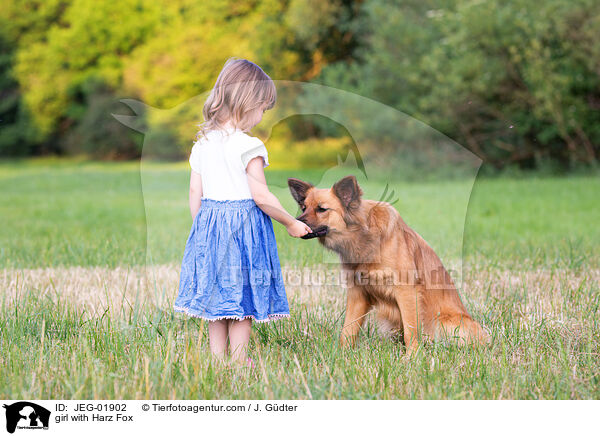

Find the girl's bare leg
[[228, 318, 252, 363], [208, 319, 228, 359]]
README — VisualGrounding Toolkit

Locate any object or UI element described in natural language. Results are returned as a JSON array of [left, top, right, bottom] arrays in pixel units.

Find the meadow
[[1, 159, 599, 399]]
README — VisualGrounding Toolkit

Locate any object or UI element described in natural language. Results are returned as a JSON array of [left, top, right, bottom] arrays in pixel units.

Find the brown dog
[[288, 175, 488, 353]]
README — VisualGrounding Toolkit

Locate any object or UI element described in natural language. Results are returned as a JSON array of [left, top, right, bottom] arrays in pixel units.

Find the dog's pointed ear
[[288, 178, 313, 205], [333, 175, 362, 209]]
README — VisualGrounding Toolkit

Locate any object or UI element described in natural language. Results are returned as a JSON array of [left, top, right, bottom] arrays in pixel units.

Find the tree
[[0, 0, 72, 155], [317, 0, 600, 169]]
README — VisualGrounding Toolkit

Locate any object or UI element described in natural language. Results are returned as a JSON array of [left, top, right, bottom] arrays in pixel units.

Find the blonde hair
[[197, 58, 276, 140]]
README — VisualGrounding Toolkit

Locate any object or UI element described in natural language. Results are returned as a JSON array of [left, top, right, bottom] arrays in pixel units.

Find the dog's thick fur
[[288, 176, 488, 353]]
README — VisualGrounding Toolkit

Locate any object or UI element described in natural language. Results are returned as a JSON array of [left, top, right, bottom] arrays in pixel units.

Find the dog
[[288, 175, 489, 353]]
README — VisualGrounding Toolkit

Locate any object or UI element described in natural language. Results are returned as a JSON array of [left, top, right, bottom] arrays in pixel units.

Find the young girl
[[174, 58, 311, 365]]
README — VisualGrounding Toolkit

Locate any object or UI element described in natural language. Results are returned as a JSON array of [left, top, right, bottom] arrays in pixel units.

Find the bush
[[63, 80, 142, 159], [318, 0, 600, 169]]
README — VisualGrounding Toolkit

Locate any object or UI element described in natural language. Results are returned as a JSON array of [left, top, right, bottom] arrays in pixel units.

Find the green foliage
[[13, 0, 163, 137], [122, 1, 256, 109], [1, 0, 599, 168], [268, 136, 351, 169], [2, 0, 361, 158], [63, 80, 142, 158], [0, 0, 72, 155], [319, 0, 600, 168]]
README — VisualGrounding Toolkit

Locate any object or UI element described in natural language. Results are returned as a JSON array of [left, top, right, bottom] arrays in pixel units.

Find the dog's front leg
[[394, 286, 425, 355], [340, 286, 371, 347]]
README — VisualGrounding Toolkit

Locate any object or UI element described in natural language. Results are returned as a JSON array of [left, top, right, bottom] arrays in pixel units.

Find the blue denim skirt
[[174, 198, 290, 322]]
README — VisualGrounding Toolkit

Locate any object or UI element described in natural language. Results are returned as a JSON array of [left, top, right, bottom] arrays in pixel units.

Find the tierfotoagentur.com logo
[[114, 79, 482, 292], [2, 402, 50, 434]]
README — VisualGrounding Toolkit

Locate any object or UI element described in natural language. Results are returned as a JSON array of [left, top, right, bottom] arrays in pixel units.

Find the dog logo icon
[[2, 402, 50, 434]]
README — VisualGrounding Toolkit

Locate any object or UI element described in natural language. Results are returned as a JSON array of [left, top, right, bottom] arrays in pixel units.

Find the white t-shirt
[[188, 127, 269, 200]]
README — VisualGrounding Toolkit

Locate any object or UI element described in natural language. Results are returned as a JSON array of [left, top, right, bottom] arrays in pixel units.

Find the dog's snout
[[296, 212, 317, 232]]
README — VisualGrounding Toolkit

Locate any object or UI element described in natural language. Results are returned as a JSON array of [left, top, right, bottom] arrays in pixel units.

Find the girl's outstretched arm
[[246, 157, 311, 238], [189, 170, 203, 218]]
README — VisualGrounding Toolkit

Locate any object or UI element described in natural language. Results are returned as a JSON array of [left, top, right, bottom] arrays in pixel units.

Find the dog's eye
[[316, 206, 329, 213], [301, 205, 306, 212]]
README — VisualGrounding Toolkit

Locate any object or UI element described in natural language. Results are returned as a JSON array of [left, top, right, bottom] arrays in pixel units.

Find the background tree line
[[1, 0, 599, 170]]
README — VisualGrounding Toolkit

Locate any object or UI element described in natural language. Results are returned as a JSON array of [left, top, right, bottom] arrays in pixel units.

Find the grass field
[[1, 159, 599, 399]]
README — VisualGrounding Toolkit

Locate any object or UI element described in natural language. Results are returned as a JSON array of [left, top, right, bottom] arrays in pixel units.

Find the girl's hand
[[286, 220, 312, 238]]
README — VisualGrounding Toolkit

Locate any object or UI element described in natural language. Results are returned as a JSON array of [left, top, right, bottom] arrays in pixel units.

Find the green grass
[[464, 176, 600, 269], [1, 160, 147, 267], [2, 159, 599, 269], [1, 159, 599, 399], [1, 269, 598, 399]]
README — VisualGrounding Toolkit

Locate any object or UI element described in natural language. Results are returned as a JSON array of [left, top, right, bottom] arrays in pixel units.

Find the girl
[[174, 58, 311, 366]]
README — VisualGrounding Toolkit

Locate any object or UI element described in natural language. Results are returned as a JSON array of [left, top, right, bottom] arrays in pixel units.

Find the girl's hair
[[197, 58, 276, 140]]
